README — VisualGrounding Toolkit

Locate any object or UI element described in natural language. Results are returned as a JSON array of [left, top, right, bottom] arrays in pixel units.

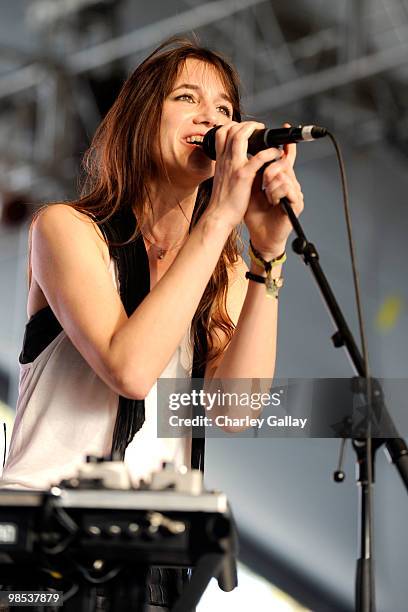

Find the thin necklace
[[141, 232, 186, 260]]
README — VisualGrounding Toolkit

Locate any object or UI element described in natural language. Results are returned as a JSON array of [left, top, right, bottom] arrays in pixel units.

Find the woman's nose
[[193, 105, 219, 127]]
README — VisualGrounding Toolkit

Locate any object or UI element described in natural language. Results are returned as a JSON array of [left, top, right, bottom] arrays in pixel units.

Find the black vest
[[20, 206, 206, 472]]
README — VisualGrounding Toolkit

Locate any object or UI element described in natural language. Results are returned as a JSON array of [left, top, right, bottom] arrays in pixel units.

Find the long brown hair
[[73, 37, 243, 368]]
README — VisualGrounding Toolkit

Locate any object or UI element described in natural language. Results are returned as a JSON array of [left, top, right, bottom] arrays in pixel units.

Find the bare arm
[[31, 204, 232, 400], [204, 256, 280, 384]]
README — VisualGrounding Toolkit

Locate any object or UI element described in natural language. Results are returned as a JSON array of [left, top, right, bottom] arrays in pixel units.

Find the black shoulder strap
[[100, 206, 207, 472], [191, 323, 207, 472], [99, 208, 150, 460], [19, 307, 63, 364]]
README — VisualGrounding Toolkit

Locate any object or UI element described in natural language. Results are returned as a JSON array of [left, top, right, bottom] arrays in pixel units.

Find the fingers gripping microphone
[[201, 125, 328, 160]]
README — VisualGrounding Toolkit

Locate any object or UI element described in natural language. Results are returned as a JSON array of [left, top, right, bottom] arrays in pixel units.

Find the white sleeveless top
[[0, 261, 193, 490]]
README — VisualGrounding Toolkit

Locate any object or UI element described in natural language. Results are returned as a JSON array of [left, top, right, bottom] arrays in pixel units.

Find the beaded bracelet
[[248, 240, 286, 297], [248, 240, 287, 270]]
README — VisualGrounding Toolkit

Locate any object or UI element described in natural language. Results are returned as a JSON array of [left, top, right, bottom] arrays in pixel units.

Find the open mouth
[[185, 135, 205, 146]]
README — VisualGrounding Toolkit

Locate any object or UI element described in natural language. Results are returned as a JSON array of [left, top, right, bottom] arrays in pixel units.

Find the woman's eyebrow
[[172, 83, 232, 103]]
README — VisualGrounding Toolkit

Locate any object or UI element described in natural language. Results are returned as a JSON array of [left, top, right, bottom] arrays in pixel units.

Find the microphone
[[201, 124, 328, 160]]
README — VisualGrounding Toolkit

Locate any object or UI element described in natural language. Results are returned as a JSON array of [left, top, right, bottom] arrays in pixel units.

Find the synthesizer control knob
[[125, 522, 141, 538], [93, 560, 104, 571], [147, 512, 186, 537], [107, 524, 122, 537], [87, 525, 102, 537]]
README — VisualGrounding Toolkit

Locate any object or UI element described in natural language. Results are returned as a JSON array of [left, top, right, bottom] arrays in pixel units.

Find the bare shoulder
[[28, 204, 111, 318], [34, 203, 93, 227], [32, 203, 109, 264], [25, 201, 133, 397]]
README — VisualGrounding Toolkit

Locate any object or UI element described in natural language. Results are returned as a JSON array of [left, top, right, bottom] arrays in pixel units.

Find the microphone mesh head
[[202, 126, 221, 160]]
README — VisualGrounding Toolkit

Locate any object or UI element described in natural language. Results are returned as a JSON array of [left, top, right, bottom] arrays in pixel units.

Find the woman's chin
[[163, 154, 214, 187], [188, 152, 215, 180]]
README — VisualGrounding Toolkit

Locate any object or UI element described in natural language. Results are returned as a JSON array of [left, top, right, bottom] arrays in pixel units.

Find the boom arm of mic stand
[[279, 196, 408, 491]]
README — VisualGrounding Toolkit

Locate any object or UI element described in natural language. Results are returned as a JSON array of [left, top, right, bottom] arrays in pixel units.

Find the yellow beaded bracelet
[[248, 241, 287, 270], [248, 240, 287, 296], [249, 240, 286, 296]]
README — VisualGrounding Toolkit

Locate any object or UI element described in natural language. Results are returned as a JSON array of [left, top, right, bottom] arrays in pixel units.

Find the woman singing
[[0, 37, 304, 609]]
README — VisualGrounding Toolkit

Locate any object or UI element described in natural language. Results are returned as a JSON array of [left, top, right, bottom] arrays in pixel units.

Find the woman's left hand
[[243, 123, 304, 258]]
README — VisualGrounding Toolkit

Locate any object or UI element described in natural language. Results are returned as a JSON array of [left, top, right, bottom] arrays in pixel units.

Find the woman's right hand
[[206, 120, 283, 229]]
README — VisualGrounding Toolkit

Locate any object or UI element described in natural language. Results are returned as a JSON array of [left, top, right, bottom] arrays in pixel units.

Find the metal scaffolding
[[0, 0, 407, 200]]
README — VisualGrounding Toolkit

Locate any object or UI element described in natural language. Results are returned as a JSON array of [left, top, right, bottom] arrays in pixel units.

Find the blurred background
[[0, 1, 407, 610]]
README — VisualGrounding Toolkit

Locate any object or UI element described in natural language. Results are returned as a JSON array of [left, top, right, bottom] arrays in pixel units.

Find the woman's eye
[[175, 95, 232, 117], [218, 106, 232, 117], [177, 94, 194, 102]]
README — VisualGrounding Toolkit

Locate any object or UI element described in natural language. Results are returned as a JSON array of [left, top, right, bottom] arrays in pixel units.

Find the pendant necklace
[[142, 233, 186, 260]]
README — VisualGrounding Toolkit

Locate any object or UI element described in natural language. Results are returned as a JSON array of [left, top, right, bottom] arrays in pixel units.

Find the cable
[[41, 532, 77, 555], [61, 582, 80, 604], [327, 133, 371, 380], [328, 131, 374, 601], [40, 504, 79, 555], [73, 561, 122, 584]]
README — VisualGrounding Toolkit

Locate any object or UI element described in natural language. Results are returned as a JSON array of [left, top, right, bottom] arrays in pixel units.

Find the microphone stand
[[278, 196, 408, 612]]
